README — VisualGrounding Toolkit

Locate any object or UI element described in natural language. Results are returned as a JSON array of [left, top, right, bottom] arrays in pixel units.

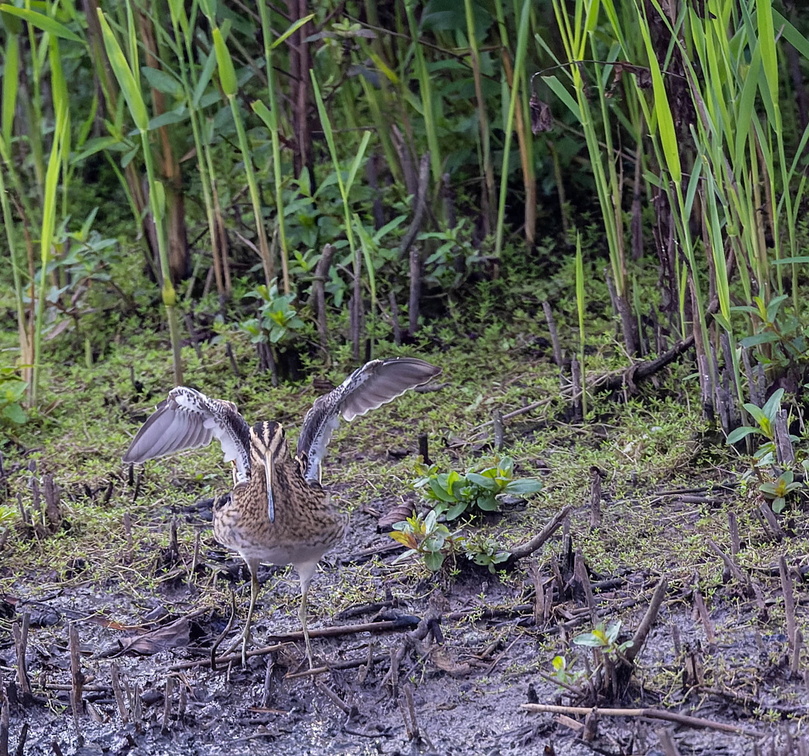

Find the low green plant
[[759, 470, 802, 514], [413, 456, 542, 521], [0, 368, 27, 426], [549, 655, 584, 688], [389, 509, 460, 571], [463, 534, 509, 573], [239, 281, 305, 346], [419, 220, 485, 292], [573, 621, 633, 660], [725, 389, 794, 463], [735, 296, 809, 378]]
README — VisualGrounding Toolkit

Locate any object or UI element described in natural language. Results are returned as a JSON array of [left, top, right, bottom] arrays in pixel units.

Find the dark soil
[[2, 357, 808, 756]]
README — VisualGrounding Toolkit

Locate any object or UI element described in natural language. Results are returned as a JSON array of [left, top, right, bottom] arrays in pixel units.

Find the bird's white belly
[[236, 543, 332, 568]]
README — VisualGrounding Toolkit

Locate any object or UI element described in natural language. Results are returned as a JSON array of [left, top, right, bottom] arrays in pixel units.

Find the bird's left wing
[[122, 386, 252, 482], [296, 357, 441, 483]]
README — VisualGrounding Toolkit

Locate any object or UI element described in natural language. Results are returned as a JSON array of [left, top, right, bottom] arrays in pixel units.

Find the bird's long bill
[[264, 453, 275, 523], [250, 421, 285, 524]]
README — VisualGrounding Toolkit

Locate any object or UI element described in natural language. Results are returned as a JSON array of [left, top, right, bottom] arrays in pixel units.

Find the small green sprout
[[389, 510, 460, 571], [759, 470, 801, 514], [0, 368, 28, 427], [549, 655, 584, 688], [726, 389, 795, 463], [573, 621, 633, 659], [463, 534, 509, 573]]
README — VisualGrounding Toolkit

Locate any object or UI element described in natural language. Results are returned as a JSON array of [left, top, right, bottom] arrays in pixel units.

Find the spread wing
[[122, 386, 252, 482], [297, 357, 441, 483]]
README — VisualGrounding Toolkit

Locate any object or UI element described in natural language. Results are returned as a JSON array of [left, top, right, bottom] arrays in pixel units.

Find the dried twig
[[589, 466, 602, 529], [492, 410, 504, 451], [707, 540, 750, 593], [625, 578, 668, 664], [727, 511, 740, 556], [69, 623, 85, 746], [184, 617, 419, 671], [774, 409, 795, 464], [110, 664, 129, 724], [12, 615, 31, 696], [520, 703, 762, 738], [757, 503, 784, 541], [507, 505, 573, 562], [573, 550, 596, 623], [161, 677, 174, 734], [779, 556, 799, 676], [692, 588, 716, 646], [0, 687, 9, 756], [542, 300, 563, 368]]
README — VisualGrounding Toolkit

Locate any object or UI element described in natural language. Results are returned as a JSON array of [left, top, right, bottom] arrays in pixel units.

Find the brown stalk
[[542, 301, 563, 369], [285, 0, 314, 181], [625, 578, 668, 664], [707, 540, 750, 593], [507, 505, 573, 562], [589, 466, 603, 529], [311, 244, 336, 360], [779, 556, 798, 675], [12, 614, 31, 695], [692, 587, 716, 646], [407, 246, 422, 338], [520, 703, 762, 738], [467, 37, 494, 235]]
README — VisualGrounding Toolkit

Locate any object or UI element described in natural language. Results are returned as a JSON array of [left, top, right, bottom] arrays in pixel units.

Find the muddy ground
[[2, 472, 808, 756], [2, 357, 809, 756]]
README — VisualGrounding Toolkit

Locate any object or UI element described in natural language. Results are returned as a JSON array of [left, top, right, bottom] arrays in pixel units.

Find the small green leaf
[[466, 472, 499, 491], [389, 530, 416, 548], [428, 477, 455, 503], [475, 494, 500, 511], [2, 403, 26, 425], [761, 388, 785, 422], [424, 551, 446, 571], [503, 479, 543, 495], [739, 332, 779, 348], [212, 27, 238, 96], [444, 500, 469, 521], [141, 66, 183, 97], [726, 426, 758, 444]]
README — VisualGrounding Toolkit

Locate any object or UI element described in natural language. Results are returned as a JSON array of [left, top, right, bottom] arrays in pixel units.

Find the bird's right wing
[[122, 386, 252, 482], [297, 357, 441, 483]]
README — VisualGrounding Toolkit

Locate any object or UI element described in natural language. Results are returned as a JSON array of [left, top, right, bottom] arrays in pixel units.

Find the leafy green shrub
[[413, 456, 542, 520], [726, 388, 792, 462], [727, 388, 805, 513], [0, 369, 27, 426], [759, 470, 801, 514], [735, 295, 809, 380]]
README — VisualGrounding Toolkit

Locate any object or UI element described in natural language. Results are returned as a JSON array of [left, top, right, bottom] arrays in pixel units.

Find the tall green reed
[[97, 8, 184, 385]]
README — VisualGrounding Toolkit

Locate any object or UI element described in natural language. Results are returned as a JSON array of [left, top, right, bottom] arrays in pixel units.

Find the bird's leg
[[297, 565, 317, 669], [221, 559, 260, 665], [241, 562, 260, 665], [299, 581, 313, 669]]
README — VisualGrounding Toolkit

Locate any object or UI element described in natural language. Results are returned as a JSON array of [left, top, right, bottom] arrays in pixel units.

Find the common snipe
[[123, 357, 441, 666]]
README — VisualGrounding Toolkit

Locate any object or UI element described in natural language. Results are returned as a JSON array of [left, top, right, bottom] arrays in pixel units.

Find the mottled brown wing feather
[[123, 387, 252, 480], [297, 357, 441, 482]]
